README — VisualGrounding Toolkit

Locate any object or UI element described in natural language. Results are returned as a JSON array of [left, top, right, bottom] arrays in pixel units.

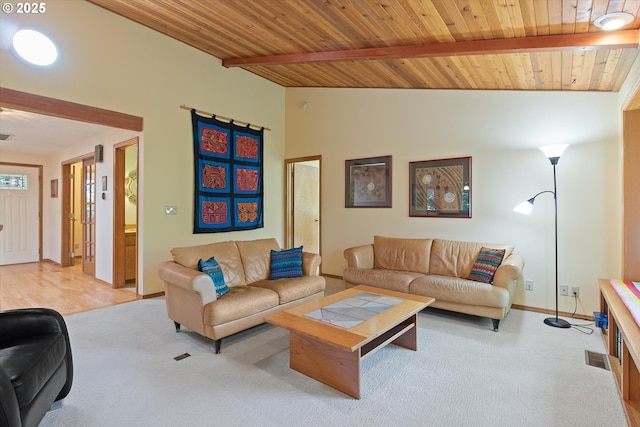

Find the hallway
[[0, 262, 137, 315]]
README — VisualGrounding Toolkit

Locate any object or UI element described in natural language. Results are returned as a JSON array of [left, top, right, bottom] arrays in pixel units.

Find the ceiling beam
[[0, 87, 143, 131], [223, 29, 639, 67]]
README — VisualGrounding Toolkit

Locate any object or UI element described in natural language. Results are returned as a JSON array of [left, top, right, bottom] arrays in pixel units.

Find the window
[[0, 174, 28, 190]]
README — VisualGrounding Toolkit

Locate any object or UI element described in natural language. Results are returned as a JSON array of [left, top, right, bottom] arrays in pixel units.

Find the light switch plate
[[165, 206, 177, 215]]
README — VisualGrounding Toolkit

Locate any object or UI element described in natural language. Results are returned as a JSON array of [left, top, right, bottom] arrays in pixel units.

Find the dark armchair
[[0, 308, 73, 427]]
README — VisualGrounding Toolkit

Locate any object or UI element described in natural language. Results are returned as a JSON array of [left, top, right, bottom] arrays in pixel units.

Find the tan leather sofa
[[158, 238, 325, 353], [343, 236, 524, 331]]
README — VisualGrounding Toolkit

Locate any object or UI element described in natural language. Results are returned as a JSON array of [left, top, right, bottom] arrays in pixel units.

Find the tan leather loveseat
[[158, 238, 325, 353], [343, 236, 524, 331]]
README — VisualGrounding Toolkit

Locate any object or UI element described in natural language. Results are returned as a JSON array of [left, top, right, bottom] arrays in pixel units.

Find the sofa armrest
[[0, 307, 64, 341], [302, 252, 321, 276], [343, 244, 374, 269], [0, 308, 73, 402], [158, 261, 218, 306], [0, 368, 20, 427], [492, 254, 525, 290]]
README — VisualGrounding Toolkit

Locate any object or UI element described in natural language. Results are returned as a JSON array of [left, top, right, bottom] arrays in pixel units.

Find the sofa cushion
[[171, 241, 246, 287], [270, 247, 304, 279], [343, 267, 424, 293], [373, 236, 432, 274], [250, 276, 326, 304], [0, 333, 66, 407], [236, 238, 280, 284], [203, 286, 279, 325], [429, 239, 514, 278], [468, 247, 506, 284], [410, 275, 510, 308], [198, 257, 230, 296]]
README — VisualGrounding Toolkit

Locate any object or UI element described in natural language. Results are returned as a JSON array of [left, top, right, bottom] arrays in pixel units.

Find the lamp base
[[544, 317, 571, 328]]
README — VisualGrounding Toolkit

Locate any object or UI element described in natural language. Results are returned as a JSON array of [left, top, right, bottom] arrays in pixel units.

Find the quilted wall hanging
[[191, 110, 264, 233]]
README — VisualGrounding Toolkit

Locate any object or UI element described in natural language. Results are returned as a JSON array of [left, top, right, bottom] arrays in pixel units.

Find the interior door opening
[[285, 156, 321, 260], [61, 154, 95, 273], [69, 162, 82, 265], [113, 138, 138, 292]]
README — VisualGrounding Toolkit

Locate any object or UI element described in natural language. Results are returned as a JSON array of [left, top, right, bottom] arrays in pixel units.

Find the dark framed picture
[[345, 155, 392, 208], [409, 156, 471, 218]]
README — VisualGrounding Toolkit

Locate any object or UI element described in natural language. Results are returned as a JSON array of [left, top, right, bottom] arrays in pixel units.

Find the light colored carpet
[[41, 296, 627, 427]]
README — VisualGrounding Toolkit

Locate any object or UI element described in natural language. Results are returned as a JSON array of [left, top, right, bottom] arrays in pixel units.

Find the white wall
[[285, 87, 627, 316], [0, 1, 285, 294]]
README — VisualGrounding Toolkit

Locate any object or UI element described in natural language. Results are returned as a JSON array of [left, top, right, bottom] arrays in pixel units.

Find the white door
[[293, 162, 320, 254], [0, 165, 40, 265]]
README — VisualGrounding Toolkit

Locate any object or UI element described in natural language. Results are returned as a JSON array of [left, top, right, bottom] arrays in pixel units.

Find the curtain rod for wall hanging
[[179, 105, 271, 131]]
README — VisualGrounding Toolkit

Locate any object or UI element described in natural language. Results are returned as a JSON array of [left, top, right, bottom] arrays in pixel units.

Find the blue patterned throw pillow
[[270, 246, 304, 280], [198, 256, 229, 296], [468, 247, 506, 284]]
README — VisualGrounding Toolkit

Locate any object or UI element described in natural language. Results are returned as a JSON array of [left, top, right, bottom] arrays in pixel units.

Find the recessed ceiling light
[[594, 12, 634, 31], [11, 29, 58, 66]]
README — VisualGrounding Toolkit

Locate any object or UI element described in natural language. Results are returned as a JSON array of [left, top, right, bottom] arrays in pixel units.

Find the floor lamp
[[514, 144, 570, 329]]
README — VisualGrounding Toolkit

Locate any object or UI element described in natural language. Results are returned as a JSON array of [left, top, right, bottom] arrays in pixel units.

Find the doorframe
[[0, 162, 43, 262], [0, 87, 143, 274], [61, 153, 95, 268], [622, 83, 640, 280], [113, 138, 139, 289], [284, 155, 322, 259]]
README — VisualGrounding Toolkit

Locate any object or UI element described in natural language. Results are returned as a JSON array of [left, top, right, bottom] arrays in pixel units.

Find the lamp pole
[[514, 144, 570, 328], [544, 157, 570, 328]]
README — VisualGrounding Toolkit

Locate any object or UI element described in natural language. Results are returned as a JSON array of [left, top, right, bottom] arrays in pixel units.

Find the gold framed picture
[[409, 156, 471, 218]]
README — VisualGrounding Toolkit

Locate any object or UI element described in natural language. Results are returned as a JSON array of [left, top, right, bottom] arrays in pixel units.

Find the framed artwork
[[345, 155, 392, 208], [50, 179, 58, 198], [191, 110, 264, 233], [409, 156, 471, 218]]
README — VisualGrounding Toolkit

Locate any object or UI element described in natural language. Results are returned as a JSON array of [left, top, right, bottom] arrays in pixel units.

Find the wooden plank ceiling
[[88, 0, 640, 91]]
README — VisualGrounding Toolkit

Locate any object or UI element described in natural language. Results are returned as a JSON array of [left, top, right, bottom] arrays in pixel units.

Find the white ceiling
[[0, 108, 115, 155]]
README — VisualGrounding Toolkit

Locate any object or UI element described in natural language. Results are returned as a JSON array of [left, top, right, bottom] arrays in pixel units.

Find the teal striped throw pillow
[[270, 246, 304, 280], [198, 256, 229, 296]]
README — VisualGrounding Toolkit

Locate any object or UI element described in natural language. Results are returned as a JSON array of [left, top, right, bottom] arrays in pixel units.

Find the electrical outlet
[[525, 279, 533, 291], [559, 284, 569, 296], [571, 285, 580, 297]]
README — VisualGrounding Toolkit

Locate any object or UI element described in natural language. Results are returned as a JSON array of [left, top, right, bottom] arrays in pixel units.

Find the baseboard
[[141, 291, 165, 299], [511, 304, 593, 321]]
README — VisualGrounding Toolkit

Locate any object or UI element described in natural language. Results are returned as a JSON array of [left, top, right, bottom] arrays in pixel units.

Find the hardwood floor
[[0, 261, 138, 315]]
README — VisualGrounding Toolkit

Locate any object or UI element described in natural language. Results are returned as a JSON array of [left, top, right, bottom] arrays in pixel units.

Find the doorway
[[61, 154, 96, 275], [285, 156, 321, 258], [113, 138, 138, 291], [68, 161, 82, 265], [0, 163, 42, 265]]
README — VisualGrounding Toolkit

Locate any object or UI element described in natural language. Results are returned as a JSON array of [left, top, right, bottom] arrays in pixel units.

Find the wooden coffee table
[[265, 285, 434, 399]]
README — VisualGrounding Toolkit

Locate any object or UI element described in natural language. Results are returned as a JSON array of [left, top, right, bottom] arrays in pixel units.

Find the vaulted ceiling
[[88, 0, 640, 91]]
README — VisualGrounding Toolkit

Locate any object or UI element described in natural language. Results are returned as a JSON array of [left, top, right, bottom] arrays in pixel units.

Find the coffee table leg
[[391, 314, 418, 350], [289, 332, 361, 399]]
